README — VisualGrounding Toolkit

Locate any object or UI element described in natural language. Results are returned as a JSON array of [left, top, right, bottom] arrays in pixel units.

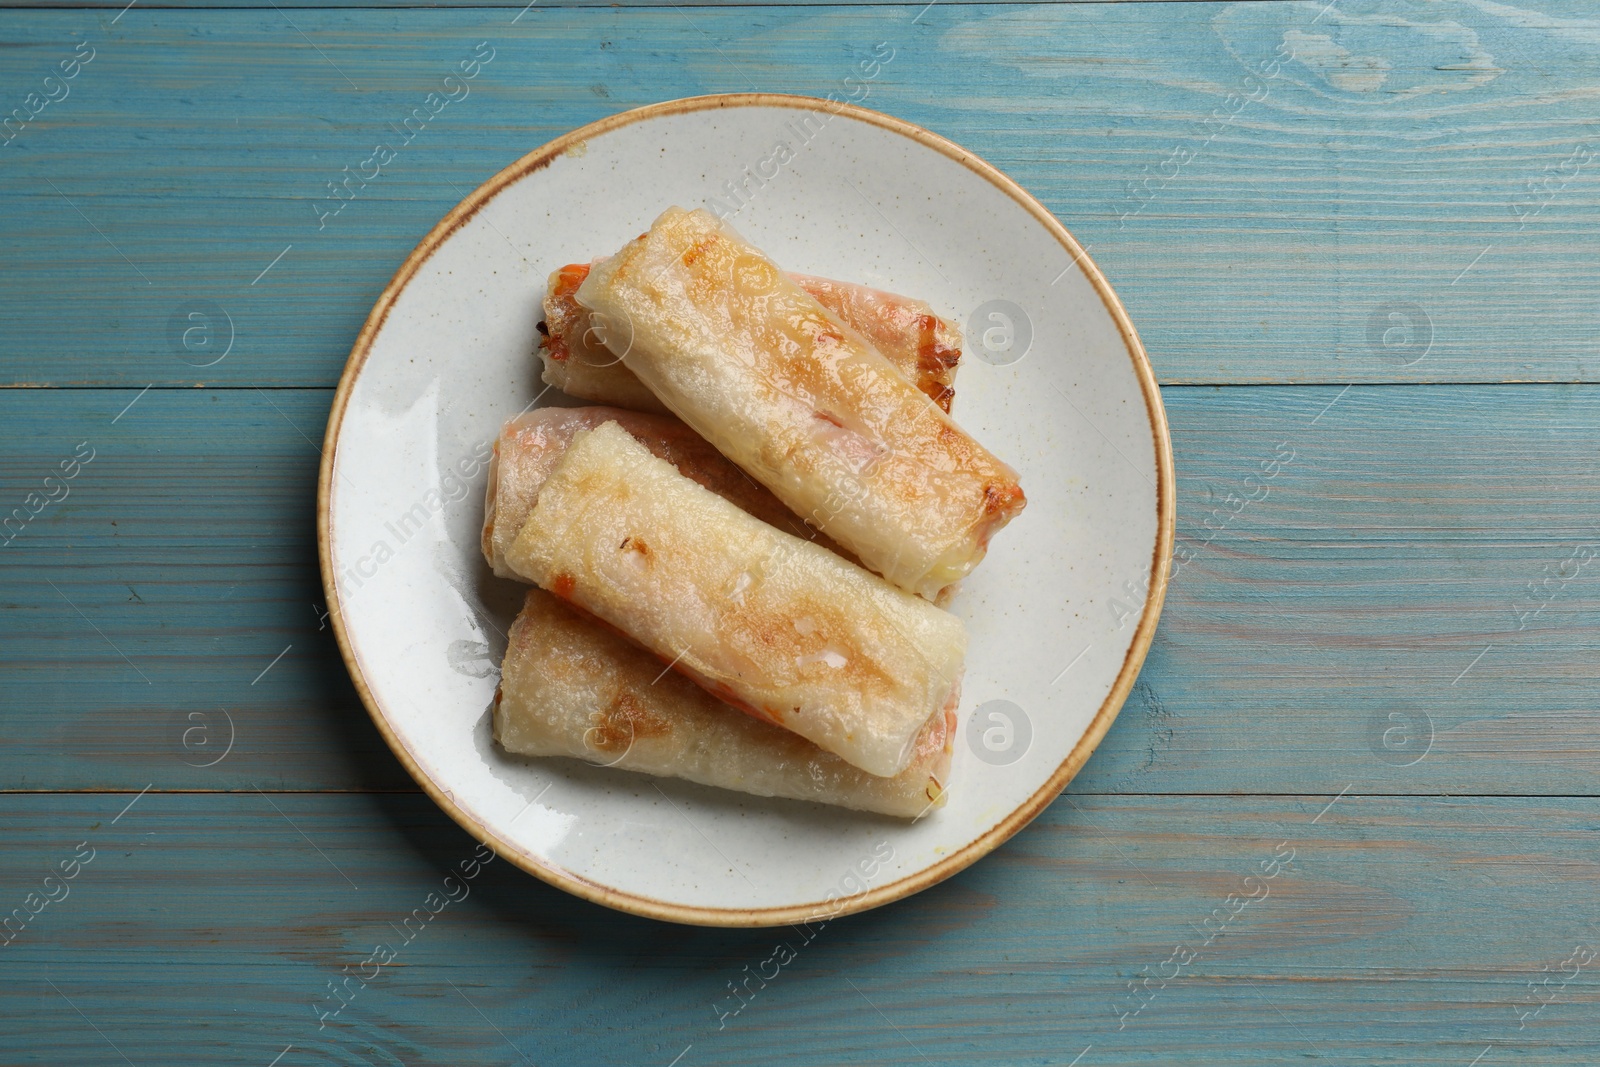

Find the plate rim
[[317, 92, 1176, 927]]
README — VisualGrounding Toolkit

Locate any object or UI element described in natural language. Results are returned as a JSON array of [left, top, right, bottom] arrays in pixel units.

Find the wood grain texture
[[3, 0, 1597, 1058], [2, 791, 1598, 1066], [2, 2, 1599, 385], [0, 0, 1260, 7], [2, 385, 1594, 794], [0, 388, 413, 791]]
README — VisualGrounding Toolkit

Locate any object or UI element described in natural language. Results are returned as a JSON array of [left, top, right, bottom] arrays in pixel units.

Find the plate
[[318, 94, 1173, 927]]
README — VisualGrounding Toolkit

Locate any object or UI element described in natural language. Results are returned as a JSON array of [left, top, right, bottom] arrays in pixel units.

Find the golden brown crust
[[497, 589, 952, 816], [505, 422, 967, 778], [579, 208, 1025, 599], [538, 263, 964, 413], [481, 406, 849, 578], [788, 275, 962, 413]]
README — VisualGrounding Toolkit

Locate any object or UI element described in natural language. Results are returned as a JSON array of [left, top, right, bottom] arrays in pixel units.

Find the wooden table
[[3, 1, 1597, 1062]]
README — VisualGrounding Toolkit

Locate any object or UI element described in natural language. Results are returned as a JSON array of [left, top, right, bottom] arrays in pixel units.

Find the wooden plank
[[2, 790, 1597, 1065], [0, 0, 1249, 8], [1083, 382, 1600, 795], [0, 388, 415, 791], [2, 385, 1596, 794], [2, 3, 1599, 385]]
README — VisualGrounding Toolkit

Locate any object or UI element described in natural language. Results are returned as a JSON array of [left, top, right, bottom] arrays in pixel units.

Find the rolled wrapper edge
[[494, 588, 953, 817], [505, 420, 968, 779], [575, 206, 1026, 602]]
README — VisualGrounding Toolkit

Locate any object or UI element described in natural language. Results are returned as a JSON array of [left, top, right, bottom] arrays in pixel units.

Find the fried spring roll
[[505, 421, 967, 778], [496, 588, 952, 817], [787, 273, 961, 412], [539, 263, 963, 414], [538, 264, 671, 414], [481, 406, 840, 579], [576, 207, 1025, 601]]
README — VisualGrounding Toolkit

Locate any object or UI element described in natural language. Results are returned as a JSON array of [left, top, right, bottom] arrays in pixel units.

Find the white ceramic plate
[[319, 94, 1173, 927]]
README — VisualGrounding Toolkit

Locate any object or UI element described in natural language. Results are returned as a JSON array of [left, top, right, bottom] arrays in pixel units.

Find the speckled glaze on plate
[[317, 94, 1174, 927]]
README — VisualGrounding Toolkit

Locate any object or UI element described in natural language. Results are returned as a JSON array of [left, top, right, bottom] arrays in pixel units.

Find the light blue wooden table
[[4, 1, 1598, 1062]]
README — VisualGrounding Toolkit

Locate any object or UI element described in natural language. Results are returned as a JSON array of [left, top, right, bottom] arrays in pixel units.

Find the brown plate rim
[[317, 92, 1175, 928]]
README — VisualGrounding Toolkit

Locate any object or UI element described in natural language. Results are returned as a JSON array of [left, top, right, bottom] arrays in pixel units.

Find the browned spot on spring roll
[[538, 263, 964, 414], [576, 207, 1024, 601], [505, 421, 967, 778], [481, 405, 846, 579], [495, 588, 952, 817]]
